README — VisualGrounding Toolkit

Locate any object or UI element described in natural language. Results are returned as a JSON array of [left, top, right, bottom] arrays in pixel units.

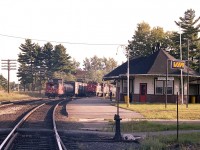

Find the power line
[[0, 33, 127, 46]]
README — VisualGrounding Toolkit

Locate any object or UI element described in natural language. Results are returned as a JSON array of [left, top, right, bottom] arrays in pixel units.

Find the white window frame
[[123, 80, 127, 93], [155, 80, 164, 95], [164, 80, 173, 95], [155, 79, 174, 95]]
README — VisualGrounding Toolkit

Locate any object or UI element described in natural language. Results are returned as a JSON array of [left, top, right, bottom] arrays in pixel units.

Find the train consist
[[45, 78, 116, 98]]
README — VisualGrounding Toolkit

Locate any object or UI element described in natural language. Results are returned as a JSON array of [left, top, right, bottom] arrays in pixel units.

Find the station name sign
[[157, 77, 174, 81], [171, 60, 185, 69]]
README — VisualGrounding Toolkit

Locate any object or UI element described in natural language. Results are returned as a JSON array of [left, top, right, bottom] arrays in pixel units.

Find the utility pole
[[1, 59, 17, 93], [179, 22, 184, 104], [127, 48, 130, 107], [187, 39, 190, 108]]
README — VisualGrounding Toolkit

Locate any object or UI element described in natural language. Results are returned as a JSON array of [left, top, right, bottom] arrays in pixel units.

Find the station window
[[165, 80, 173, 95], [155, 80, 163, 95], [123, 80, 127, 93], [155, 79, 173, 95]]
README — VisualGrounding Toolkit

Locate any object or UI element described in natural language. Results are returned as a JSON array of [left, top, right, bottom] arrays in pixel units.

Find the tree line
[[17, 39, 118, 91]]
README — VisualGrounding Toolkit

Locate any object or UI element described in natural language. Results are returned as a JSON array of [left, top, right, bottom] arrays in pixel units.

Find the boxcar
[[85, 82, 97, 96]]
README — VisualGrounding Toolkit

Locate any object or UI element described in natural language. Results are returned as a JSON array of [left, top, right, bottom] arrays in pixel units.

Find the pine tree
[[18, 39, 36, 90], [52, 44, 74, 79], [174, 9, 200, 71], [53, 44, 73, 72], [42, 42, 54, 79]]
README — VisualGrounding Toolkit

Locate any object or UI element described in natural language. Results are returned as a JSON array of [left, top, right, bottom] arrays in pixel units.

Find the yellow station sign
[[171, 60, 185, 69]]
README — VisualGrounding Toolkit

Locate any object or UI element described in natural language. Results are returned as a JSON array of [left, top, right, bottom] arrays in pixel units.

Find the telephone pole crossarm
[[1, 59, 17, 93]]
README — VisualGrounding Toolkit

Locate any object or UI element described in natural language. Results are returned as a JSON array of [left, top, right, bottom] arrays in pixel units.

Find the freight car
[[63, 81, 87, 97], [63, 81, 97, 97], [85, 82, 97, 96], [63, 81, 74, 97]]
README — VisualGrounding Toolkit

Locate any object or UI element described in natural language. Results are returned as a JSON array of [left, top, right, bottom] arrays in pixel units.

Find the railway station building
[[103, 49, 200, 103]]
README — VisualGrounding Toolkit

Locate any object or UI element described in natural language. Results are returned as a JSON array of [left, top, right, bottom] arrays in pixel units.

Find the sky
[[0, 0, 200, 83]]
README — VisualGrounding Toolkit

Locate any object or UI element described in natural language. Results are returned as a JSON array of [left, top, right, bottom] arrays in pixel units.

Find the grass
[[140, 133, 200, 149], [18, 91, 45, 98], [112, 104, 200, 149], [119, 103, 200, 120], [122, 121, 200, 132], [0, 91, 45, 102], [108, 121, 200, 132]]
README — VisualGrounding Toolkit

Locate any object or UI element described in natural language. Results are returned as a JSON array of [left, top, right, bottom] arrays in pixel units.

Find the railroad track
[[0, 99, 67, 150], [0, 99, 47, 129]]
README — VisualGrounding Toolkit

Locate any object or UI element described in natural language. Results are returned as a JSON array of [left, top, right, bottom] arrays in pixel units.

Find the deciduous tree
[[83, 56, 117, 83], [128, 22, 173, 58]]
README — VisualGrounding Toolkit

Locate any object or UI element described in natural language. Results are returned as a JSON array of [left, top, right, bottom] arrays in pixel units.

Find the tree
[[33, 44, 45, 91], [150, 27, 173, 51], [128, 22, 151, 57], [83, 56, 101, 82], [18, 41, 75, 90], [128, 22, 173, 58], [53, 71, 76, 81], [18, 64, 31, 91], [52, 44, 73, 73], [102, 57, 117, 72], [0, 75, 7, 91], [52, 44, 74, 72], [42, 42, 54, 79], [83, 57, 91, 71], [173, 9, 200, 71], [18, 39, 36, 90], [72, 58, 80, 70], [83, 56, 118, 83]]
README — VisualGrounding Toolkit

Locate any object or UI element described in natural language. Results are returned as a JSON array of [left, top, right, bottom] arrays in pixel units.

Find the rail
[[53, 99, 67, 150], [0, 102, 46, 149]]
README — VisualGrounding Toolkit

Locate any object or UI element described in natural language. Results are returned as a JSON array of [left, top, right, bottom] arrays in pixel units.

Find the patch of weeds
[[140, 137, 165, 150]]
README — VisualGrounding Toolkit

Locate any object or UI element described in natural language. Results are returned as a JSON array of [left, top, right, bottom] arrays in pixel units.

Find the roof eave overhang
[[103, 76, 121, 81], [119, 74, 200, 78]]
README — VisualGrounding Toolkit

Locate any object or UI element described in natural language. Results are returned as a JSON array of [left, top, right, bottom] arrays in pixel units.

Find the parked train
[[45, 79, 97, 98], [45, 78, 116, 98]]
